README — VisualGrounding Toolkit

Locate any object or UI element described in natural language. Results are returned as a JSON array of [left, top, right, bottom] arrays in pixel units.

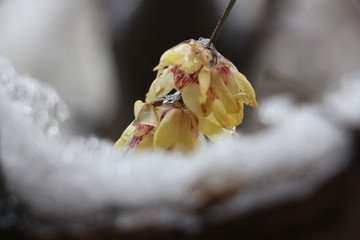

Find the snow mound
[[0, 55, 357, 233]]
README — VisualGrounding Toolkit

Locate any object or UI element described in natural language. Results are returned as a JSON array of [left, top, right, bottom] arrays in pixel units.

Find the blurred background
[[1, 0, 360, 239]]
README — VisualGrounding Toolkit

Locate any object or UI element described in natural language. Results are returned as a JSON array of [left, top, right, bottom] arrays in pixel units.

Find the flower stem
[[208, 0, 237, 47]]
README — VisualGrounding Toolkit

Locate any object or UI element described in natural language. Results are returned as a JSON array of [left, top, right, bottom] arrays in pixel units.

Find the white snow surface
[[0, 55, 357, 231]]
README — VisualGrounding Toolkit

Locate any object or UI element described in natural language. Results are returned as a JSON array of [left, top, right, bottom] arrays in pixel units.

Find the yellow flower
[[145, 39, 258, 140], [115, 100, 205, 153]]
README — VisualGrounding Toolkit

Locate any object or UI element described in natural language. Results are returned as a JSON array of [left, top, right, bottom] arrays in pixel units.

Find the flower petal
[[179, 42, 211, 74], [146, 69, 175, 102], [180, 56, 202, 74], [198, 115, 236, 141], [231, 102, 244, 126], [159, 43, 190, 66], [114, 122, 136, 148], [172, 66, 199, 90], [134, 100, 146, 118], [181, 83, 202, 116], [137, 133, 154, 150], [198, 118, 222, 140], [212, 99, 234, 128], [135, 104, 158, 126], [201, 91, 214, 117], [133, 124, 155, 137], [173, 110, 194, 153], [233, 71, 258, 107], [198, 67, 211, 104], [187, 109, 206, 149], [223, 66, 241, 95], [211, 70, 239, 114], [154, 108, 181, 149]]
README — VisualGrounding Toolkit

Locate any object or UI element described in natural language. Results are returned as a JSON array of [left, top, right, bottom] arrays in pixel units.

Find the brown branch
[[208, 0, 237, 46]]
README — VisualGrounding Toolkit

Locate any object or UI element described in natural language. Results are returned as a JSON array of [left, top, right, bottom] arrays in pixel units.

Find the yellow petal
[[137, 133, 154, 150], [134, 100, 145, 118], [180, 55, 202, 74], [159, 43, 190, 66], [181, 83, 203, 116], [154, 108, 181, 149], [187, 109, 206, 149], [223, 66, 241, 95], [204, 111, 220, 125], [201, 91, 214, 117], [198, 67, 211, 104], [233, 71, 258, 107], [114, 122, 136, 148], [146, 69, 175, 102], [212, 99, 233, 129], [198, 115, 235, 141], [211, 70, 239, 114], [227, 112, 242, 126], [216, 102, 244, 127], [198, 118, 221, 140], [171, 109, 205, 153], [180, 43, 211, 74], [173, 110, 193, 153], [153, 64, 161, 71], [135, 104, 158, 126], [133, 124, 154, 137], [231, 102, 245, 126]]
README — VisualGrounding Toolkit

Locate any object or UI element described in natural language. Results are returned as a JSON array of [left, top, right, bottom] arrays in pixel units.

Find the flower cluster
[[115, 99, 205, 153], [115, 38, 258, 153]]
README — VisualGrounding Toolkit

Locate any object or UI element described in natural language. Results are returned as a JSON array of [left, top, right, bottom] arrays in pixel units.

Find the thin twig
[[208, 0, 237, 46]]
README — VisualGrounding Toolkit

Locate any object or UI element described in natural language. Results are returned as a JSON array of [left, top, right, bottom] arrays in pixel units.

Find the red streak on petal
[[194, 50, 200, 56], [130, 124, 155, 148], [209, 86, 219, 100], [160, 109, 171, 121], [129, 136, 142, 148], [136, 124, 155, 132], [191, 121, 199, 136], [216, 65, 231, 75], [171, 66, 199, 90], [215, 66, 231, 86]]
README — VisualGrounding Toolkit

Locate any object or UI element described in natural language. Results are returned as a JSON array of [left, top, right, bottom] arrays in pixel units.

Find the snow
[[0, 0, 117, 134], [323, 72, 360, 129], [0, 55, 357, 233]]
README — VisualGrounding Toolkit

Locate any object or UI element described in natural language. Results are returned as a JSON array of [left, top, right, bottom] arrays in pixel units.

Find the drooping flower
[[115, 100, 205, 153], [145, 38, 258, 140]]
